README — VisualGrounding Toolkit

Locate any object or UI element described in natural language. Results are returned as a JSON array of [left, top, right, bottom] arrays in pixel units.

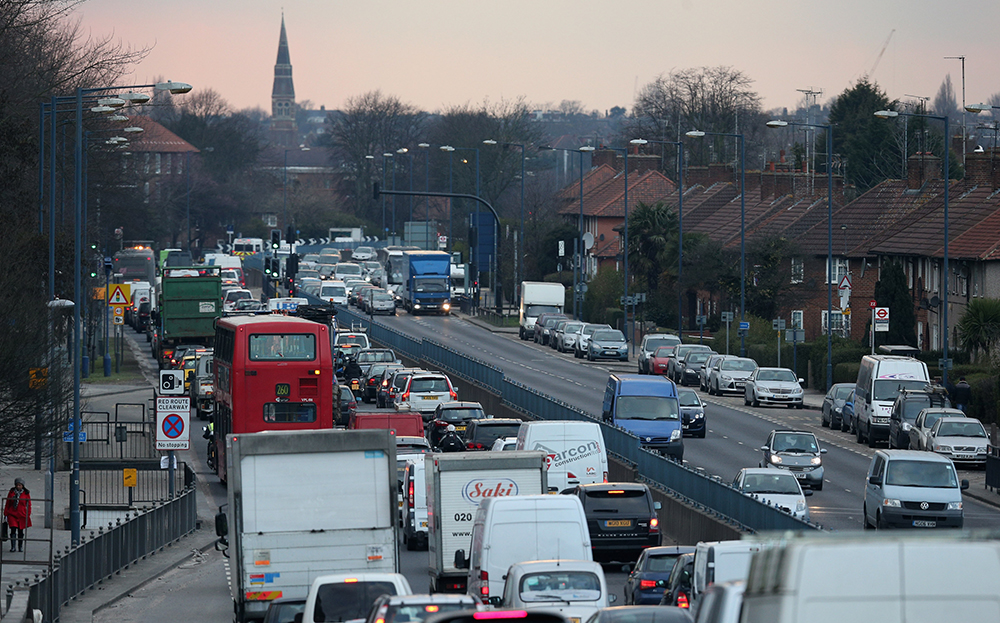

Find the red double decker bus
[[213, 315, 334, 481]]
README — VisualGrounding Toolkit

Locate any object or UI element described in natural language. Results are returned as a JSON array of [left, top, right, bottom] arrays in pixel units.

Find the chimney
[[965, 150, 999, 189], [907, 152, 942, 190], [591, 149, 618, 170], [761, 172, 776, 198], [775, 173, 793, 197]]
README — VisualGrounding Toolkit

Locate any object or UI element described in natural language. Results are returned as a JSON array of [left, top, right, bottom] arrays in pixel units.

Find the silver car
[[708, 357, 757, 395], [587, 329, 628, 361], [556, 322, 585, 353], [744, 367, 804, 408], [575, 323, 612, 359], [368, 289, 397, 315], [760, 429, 826, 490], [926, 417, 988, 466]]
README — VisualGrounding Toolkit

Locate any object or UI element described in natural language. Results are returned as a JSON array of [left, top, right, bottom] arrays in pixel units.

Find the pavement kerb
[[60, 528, 218, 623]]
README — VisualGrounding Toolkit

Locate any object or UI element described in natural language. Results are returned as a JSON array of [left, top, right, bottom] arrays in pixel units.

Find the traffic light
[[270, 258, 281, 279], [286, 225, 295, 244], [264, 257, 274, 278], [270, 229, 281, 250]]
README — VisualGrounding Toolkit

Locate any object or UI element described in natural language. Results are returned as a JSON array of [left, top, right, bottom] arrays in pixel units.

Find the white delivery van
[[742, 534, 1000, 622], [456, 494, 591, 603], [302, 572, 412, 623], [515, 421, 609, 492], [854, 355, 930, 447], [691, 540, 763, 611], [401, 454, 427, 551], [519, 281, 566, 340]]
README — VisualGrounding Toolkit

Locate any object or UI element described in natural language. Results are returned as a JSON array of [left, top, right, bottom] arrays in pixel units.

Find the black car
[[623, 545, 697, 605], [375, 365, 405, 408], [888, 384, 950, 449], [678, 351, 713, 387], [335, 384, 357, 426], [659, 552, 695, 610], [427, 401, 486, 448], [561, 482, 661, 563], [360, 363, 393, 403], [462, 418, 523, 451], [262, 598, 305, 623]]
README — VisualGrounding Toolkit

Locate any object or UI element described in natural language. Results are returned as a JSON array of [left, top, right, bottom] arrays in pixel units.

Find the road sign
[[156, 396, 190, 450], [785, 329, 805, 343], [63, 431, 87, 442], [721, 312, 734, 323], [938, 358, 953, 370], [113, 315, 124, 325], [869, 299, 877, 309], [874, 306, 890, 332], [842, 306, 851, 317], [696, 315, 708, 327], [29, 367, 48, 390], [123, 468, 138, 488], [113, 306, 124, 317], [159, 370, 185, 395], [739, 321, 750, 330], [772, 318, 786, 331], [558, 240, 565, 257], [838, 275, 852, 290], [107, 283, 131, 305]]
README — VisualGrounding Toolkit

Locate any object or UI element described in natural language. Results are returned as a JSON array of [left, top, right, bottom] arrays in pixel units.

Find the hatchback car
[[426, 401, 486, 446], [677, 387, 706, 438], [561, 482, 661, 563], [888, 385, 951, 450], [587, 606, 693, 623], [821, 383, 855, 430], [365, 594, 479, 623], [706, 357, 756, 396], [647, 346, 676, 375], [397, 373, 458, 416], [744, 368, 804, 408], [576, 323, 613, 359], [262, 598, 305, 623], [462, 418, 524, 451], [534, 313, 568, 345], [375, 365, 406, 408], [659, 553, 695, 609], [926, 417, 988, 466], [908, 407, 965, 451], [666, 345, 713, 383], [678, 351, 713, 387], [556, 322, 586, 353], [623, 545, 697, 605], [549, 319, 572, 349], [732, 467, 811, 522], [759, 430, 826, 490], [335, 384, 357, 426], [369, 290, 397, 315], [588, 329, 628, 362]]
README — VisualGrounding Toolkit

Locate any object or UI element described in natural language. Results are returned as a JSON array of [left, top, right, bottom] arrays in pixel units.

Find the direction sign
[[739, 321, 750, 330], [874, 306, 890, 332], [107, 283, 131, 305], [721, 312, 734, 323], [156, 396, 190, 450], [772, 318, 787, 331], [159, 370, 185, 395], [838, 275, 852, 290], [785, 329, 805, 343], [63, 431, 87, 443]]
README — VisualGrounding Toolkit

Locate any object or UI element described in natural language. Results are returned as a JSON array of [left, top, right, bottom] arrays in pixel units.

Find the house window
[[931, 323, 940, 350], [917, 322, 924, 349], [827, 258, 848, 284], [143, 182, 150, 204], [790, 258, 804, 284], [263, 213, 278, 228], [163, 153, 172, 175], [791, 310, 803, 330], [143, 153, 150, 174], [907, 259, 914, 290], [932, 261, 940, 292], [821, 310, 847, 336], [155, 153, 161, 175]]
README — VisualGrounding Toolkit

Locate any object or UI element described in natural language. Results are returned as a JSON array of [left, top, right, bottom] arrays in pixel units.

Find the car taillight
[[382, 380, 389, 387], [408, 480, 414, 507], [368, 378, 376, 386], [479, 571, 489, 598], [401, 392, 409, 402], [640, 580, 657, 589], [649, 517, 659, 533], [436, 421, 448, 428], [467, 442, 484, 450], [603, 471, 609, 483], [449, 388, 458, 400], [677, 591, 689, 609]]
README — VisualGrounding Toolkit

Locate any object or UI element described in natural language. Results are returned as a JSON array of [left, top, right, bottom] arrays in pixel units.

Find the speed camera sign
[[159, 370, 185, 395]]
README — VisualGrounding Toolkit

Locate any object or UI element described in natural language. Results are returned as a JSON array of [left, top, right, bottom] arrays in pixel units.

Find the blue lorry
[[400, 250, 452, 314]]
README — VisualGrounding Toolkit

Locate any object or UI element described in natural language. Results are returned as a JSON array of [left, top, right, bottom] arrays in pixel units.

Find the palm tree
[[624, 201, 676, 292], [957, 298, 1000, 366]]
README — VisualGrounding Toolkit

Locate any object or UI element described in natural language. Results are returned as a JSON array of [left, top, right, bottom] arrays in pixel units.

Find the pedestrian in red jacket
[[5, 478, 31, 553]]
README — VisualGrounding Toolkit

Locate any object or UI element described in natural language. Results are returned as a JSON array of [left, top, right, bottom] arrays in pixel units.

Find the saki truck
[[427, 451, 547, 594], [216, 429, 399, 622], [400, 250, 452, 314]]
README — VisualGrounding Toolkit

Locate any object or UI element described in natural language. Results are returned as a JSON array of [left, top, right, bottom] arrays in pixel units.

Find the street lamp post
[[283, 145, 309, 235], [484, 139, 528, 308], [440, 146, 455, 251], [630, 138, 684, 337], [418, 144, 431, 246], [875, 109, 951, 383], [397, 148, 414, 227], [382, 152, 393, 239], [686, 130, 746, 356], [766, 120, 835, 390], [452, 146, 481, 305], [606, 147, 631, 350]]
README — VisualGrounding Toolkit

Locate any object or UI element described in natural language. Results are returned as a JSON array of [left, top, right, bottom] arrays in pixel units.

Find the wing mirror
[[488, 597, 503, 607], [820, 448, 828, 454], [868, 475, 882, 487], [803, 489, 814, 497]]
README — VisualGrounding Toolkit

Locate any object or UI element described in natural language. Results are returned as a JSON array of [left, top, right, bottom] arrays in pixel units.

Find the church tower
[[270, 14, 297, 147]]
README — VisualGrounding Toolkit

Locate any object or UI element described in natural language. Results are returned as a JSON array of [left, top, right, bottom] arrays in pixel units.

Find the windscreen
[[409, 377, 450, 393], [313, 582, 398, 623], [756, 369, 797, 382], [248, 334, 316, 361], [653, 346, 676, 358], [902, 395, 933, 421], [584, 489, 650, 513], [385, 603, 469, 623], [885, 460, 958, 487], [616, 396, 679, 421], [593, 330, 625, 342], [686, 353, 711, 365], [336, 264, 363, 276], [770, 433, 818, 453], [742, 473, 801, 494], [645, 336, 680, 350], [722, 359, 756, 372], [563, 323, 583, 333], [526, 305, 560, 316], [321, 285, 347, 297], [470, 423, 521, 443], [263, 403, 317, 423], [834, 385, 854, 400], [936, 420, 986, 438], [440, 408, 486, 421], [677, 390, 701, 407], [414, 278, 449, 293], [872, 379, 928, 401], [519, 572, 601, 602]]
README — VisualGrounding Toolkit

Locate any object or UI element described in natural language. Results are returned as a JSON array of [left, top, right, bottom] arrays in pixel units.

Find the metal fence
[[331, 307, 818, 533], [23, 464, 198, 622], [80, 460, 192, 509], [987, 444, 1000, 492], [78, 412, 155, 461]]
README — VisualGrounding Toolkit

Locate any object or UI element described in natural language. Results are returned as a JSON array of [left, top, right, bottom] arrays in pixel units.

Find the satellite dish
[[929, 295, 940, 308], [582, 232, 595, 250]]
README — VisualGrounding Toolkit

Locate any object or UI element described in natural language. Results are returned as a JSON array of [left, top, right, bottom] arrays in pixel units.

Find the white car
[[352, 246, 376, 261], [490, 436, 518, 451], [908, 407, 965, 451], [492, 559, 615, 620], [926, 416, 988, 466], [319, 281, 348, 305], [708, 357, 757, 395], [395, 373, 457, 415], [732, 467, 811, 522], [744, 367, 804, 408], [222, 288, 253, 312]]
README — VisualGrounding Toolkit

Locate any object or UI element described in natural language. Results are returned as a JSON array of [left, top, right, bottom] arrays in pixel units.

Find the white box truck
[[216, 429, 398, 622], [519, 281, 566, 340], [427, 451, 548, 594]]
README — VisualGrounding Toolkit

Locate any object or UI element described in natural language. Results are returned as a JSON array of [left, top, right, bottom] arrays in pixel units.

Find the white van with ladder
[[854, 355, 930, 448]]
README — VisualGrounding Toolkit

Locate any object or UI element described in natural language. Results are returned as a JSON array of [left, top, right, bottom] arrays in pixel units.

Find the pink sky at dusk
[[75, 0, 1000, 116]]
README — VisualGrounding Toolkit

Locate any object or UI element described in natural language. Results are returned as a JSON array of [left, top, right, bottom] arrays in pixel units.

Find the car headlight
[[791, 389, 803, 395], [413, 304, 421, 310], [901, 422, 911, 431], [670, 429, 681, 441], [693, 412, 704, 419], [796, 500, 806, 512], [947, 501, 963, 511], [757, 387, 771, 395], [834, 407, 842, 413], [882, 498, 901, 508], [769, 455, 782, 464], [442, 302, 451, 310], [810, 456, 822, 465], [720, 375, 732, 381], [934, 445, 952, 452], [686, 368, 697, 373]]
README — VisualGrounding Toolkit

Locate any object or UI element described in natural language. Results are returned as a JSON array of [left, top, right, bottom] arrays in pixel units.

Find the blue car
[[602, 374, 683, 461], [624, 545, 697, 605]]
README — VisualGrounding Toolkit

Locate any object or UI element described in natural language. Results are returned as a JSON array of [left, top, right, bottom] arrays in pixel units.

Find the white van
[[854, 355, 930, 447], [334, 262, 365, 282], [515, 421, 609, 492], [401, 454, 427, 550], [456, 494, 591, 603], [691, 540, 763, 611], [302, 572, 412, 623], [742, 534, 1000, 622], [320, 281, 349, 306]]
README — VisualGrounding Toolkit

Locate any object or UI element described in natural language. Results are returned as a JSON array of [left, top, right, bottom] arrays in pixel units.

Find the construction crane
[[865, 29, 895, 79]]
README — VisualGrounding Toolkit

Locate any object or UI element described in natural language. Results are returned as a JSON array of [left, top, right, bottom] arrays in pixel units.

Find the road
[[369, 312, 1000, 532]]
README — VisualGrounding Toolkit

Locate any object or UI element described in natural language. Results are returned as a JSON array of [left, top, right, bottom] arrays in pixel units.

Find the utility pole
[[945, 56, 967, 169]]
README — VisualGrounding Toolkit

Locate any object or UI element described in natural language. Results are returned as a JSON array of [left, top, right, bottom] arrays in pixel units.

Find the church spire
[[270, 13, 297, 146]]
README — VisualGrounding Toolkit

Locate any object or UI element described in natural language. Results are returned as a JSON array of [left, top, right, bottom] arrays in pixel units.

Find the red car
[[648, 345, 676, 375]]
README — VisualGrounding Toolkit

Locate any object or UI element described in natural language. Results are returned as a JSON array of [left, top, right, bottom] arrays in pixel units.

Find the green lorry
[[154, 266, 222, 369]]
